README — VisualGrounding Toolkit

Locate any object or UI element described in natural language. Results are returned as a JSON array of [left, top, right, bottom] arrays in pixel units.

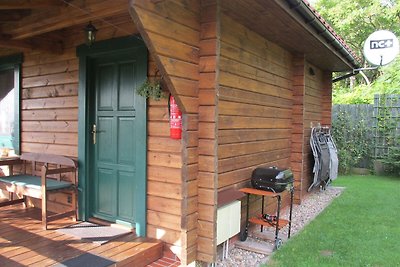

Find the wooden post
[[41, 164, 48, 230]]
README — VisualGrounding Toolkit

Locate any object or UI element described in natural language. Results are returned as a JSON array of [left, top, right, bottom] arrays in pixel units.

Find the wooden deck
[[0, 204, 163, 267]]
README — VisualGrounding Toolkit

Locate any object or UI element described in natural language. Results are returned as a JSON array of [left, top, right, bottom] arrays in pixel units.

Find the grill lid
[[251, 166, 293, 180]]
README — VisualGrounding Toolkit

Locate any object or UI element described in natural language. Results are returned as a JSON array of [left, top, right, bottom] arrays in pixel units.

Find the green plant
[[375, 95, 399, 158], [332, 110, 373, 174], [382, 146, 400, 176], [136, 78, 165, 100]]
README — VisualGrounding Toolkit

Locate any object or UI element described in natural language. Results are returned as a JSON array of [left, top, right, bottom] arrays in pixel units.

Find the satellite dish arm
[[359, 70, 371, 85], [332, 65, 379, 83]]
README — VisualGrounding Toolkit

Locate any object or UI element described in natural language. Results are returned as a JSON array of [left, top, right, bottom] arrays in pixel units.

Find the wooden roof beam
[[8, 1, 127, 40], [0, 0, 63, 10], [0, 35, 63, 54], [0, 10, 31, 22]]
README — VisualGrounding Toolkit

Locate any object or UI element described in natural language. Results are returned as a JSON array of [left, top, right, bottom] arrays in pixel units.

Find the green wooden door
[[89, 51, 146, 227]]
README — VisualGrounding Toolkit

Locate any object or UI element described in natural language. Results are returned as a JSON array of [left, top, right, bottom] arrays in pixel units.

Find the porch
[[0, 204, 164, 267]]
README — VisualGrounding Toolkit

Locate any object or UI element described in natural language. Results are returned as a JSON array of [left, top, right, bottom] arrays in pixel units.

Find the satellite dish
[[363, 30, 399, 66]]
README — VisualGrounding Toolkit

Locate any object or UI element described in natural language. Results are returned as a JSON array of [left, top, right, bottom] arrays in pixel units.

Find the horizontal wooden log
[[148, 136, 181, 153], [22, 71, 78, 88], [199, 39, 217, 57], [200, 21, 216, 40], [198, 122, 215, 139], [22, 121, 78, 133], [219, 56, 292, 89], [148, 165, 182, 184], [21, 143, 77, 158], [23, 59, 79, 78], [199, 89, 216, 105], [219, 86, 292, 109], [197, 236, 215, 255], [218, 115, 291, 130], [198, 188, 215, 206], [22, 84, 77, 99], [148, 180, 182, 200], [199, 56, 216, 73], [220, 40, 292, 79], [198, 155, 215, 173], [198, 171, 215, 189], [198, 203, 215, 222], [220, 14, 292, 69], [199, 72, 216, 90], [186, 179, 198, 198], [148, 121, 170, 137], [218, 158, 290, 189], [218, 128, 291, 145], [21, 132, 78, 145], [147, 225, 182, 247], [148, 151, 182, 168], [22, 108, 78, 121], [197, 220, 214, 239], [198, 139, 215, 156], [219, 100, 292, 119], [219, 71, 292, 100], [147, 210, 181, 231], [218, 148, 291, 173], [147, 195, 182, 216]]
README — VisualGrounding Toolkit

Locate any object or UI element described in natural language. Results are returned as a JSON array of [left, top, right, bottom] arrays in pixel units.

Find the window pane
[[0, 68, 15, 150]]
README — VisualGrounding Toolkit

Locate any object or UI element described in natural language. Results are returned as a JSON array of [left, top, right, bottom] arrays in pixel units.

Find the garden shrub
[[332, 109, 373, 174]]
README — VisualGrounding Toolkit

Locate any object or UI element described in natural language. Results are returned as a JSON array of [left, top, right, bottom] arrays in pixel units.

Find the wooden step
[[235, 240, 274, 255], [114, 238, 164, 267]]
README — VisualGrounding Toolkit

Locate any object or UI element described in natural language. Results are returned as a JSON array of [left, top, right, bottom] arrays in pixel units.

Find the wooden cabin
[[0, 0, 360, 265]]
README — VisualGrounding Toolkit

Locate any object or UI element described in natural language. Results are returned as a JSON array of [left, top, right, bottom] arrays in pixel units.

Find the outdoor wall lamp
[[84, 21, 98, 46]]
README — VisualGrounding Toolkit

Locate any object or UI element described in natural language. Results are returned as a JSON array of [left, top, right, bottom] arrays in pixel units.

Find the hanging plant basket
[[136, 78, 165, 101]]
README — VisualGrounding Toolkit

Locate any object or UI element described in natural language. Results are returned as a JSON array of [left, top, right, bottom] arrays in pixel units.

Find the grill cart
[[239, 167, 294, 250]]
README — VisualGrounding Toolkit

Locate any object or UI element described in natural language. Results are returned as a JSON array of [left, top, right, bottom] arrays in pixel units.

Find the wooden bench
[[0, 153, 78, 229]]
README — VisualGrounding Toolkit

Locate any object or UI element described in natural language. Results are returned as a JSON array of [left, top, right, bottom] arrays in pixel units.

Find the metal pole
[[288, 187, 294, 239], [275, 195, 281, 244]]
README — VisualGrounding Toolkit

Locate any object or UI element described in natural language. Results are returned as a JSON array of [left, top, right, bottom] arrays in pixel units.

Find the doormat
[[54, 252, 116, 267], [57, 222, 131, 245]]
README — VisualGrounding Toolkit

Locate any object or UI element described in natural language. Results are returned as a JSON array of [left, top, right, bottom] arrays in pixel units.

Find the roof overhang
[[220, 0, 361, 71]]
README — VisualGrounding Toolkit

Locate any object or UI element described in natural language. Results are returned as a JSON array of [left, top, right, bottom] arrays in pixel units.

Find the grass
[[266, 175, 400, 267]]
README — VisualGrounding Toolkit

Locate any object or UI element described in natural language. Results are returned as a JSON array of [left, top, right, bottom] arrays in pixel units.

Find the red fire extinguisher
[[169, 95, 182, 139]]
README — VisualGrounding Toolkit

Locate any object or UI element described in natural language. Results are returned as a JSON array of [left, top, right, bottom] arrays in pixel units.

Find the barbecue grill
[[251, 166, 293, 192]]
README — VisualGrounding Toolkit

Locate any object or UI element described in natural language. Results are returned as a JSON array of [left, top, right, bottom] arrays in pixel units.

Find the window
[[0, 54, 22, 156]]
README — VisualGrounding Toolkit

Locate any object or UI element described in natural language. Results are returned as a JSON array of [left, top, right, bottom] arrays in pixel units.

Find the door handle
[[91, 124, 105, 144], [91, 124, 97, 144]]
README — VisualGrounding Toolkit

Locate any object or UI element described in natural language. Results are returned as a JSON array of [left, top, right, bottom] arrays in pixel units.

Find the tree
[[315, 0, 400, 60], [315, 0, 400, 103]]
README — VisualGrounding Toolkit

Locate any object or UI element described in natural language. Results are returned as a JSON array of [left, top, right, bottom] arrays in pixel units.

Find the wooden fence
[[332, 94, 400, 160], [373, 94, 400, 158]]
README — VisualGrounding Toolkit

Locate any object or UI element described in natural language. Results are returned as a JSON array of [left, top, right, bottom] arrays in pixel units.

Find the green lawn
[[266, 175, 400, 267]]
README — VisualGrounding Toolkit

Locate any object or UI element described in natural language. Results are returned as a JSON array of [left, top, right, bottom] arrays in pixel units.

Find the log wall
[[1, 0, 337, 264], [301, 61, 332, 196], [129, 0, 202, 264], [217, 13, 295, 234], [218, 14, 293, 191], [197, 0, 219, 263], [12, 7, 188, 263], [290, 55, 306, 203]]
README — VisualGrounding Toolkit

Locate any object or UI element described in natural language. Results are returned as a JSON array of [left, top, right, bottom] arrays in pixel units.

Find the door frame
[[76, 36, 148, 236]]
